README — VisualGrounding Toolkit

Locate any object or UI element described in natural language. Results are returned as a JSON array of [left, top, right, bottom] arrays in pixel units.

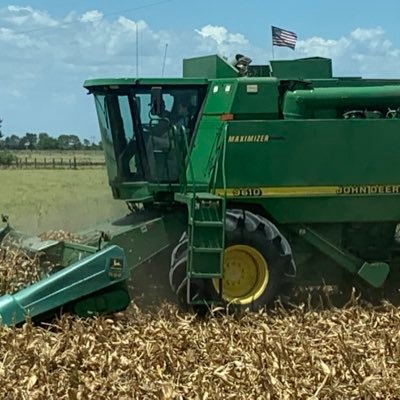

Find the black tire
[[169, 233, 189, 308], [169, 233, 206, 310], [169, 210, 294, 311]]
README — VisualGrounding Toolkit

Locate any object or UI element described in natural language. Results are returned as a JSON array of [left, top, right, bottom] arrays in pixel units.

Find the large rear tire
[[169, 234, 205, 310], [169, 210, 294, 311], [169, 234, 189, 308]]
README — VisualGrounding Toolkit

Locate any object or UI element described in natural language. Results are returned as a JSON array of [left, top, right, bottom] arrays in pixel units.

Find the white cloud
[[4, 5, 58, 27], [194, 25, 255, 60], [117, 16, 147, 32], [296, 36, 351, 59], [195, 25, 247, 45], [0, 27, 39, 48], [292, 27, 400, 77], [80, 10, 103, 24], [351, 27, 384, 41]]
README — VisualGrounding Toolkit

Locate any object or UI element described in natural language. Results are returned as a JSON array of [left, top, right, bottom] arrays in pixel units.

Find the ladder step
[[191, 246, 223, 253], [195, 193, 223, 201], [191, 220, 223, 227], [189, 272, 222, 278]]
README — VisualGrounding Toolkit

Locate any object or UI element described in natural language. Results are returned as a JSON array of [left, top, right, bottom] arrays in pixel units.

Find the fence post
[[44, 158, 47, 168], [53, 158, 55, 169], [73, 156, 77, 169], [25, 157, 28, 168], [60, 158, 63, 168], [34, 158, 37, 169]]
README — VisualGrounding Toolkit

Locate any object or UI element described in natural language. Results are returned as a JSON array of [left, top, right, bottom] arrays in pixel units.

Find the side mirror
[[150, 87, 165, 116]]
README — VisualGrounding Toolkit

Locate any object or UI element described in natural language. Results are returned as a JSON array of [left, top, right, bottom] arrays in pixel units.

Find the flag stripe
[[274, 38, 297, 43], [271, 26, 297, 50]]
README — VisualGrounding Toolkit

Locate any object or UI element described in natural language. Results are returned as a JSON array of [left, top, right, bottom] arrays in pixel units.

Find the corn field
[[0, 241, 400, 399]]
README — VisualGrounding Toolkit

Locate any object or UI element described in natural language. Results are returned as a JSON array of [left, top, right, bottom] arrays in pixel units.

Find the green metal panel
[[183, 55, 238, 79], [78, 211, 186, 269], [188, 115, 223, 184], [188, 78, 278, 185], [291, 225, 389, 288], [110, 182, 153, 202], [202, 80, 237, 114], [257, 197, 400, 224], [231, 78, 279, 118], [282, 224, 346, 285], [107, 217, 171, 267], [73, 282, 130, 317], [270, 57, 332, 79], [214, 119, 400, 223], [202, 78, 279, 118]]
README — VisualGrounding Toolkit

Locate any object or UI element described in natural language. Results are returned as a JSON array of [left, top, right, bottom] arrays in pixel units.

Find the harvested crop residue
[[0, 303, 399, 399], [0, 230, 82, 294], [0, 247, 44, 294], [1, 243, 400, 398], [39, 230, 82, 243]]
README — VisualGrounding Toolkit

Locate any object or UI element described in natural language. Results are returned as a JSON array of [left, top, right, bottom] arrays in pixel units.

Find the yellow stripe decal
[[214, 185, 400, 198]]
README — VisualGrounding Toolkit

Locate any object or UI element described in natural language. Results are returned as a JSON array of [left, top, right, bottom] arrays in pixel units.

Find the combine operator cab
[[85, 80, 207, 201]]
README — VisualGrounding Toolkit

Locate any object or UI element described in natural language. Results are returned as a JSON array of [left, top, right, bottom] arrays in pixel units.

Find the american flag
[[272, 26, 297, 50]]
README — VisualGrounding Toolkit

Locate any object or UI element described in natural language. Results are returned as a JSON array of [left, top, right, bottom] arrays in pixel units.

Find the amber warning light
[[220, 113, 234, 121]]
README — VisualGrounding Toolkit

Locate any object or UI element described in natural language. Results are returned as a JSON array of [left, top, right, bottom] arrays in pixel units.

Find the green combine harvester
[[1, 54, 400, 325]]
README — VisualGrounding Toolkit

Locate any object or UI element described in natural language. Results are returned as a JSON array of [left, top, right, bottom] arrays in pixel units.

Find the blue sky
[[1, 0, 400, 139]]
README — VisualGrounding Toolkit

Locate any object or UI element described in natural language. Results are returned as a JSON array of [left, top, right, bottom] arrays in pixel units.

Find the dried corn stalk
[[0, 247, 44, 294], [0, 303, 398, 399], [0, 230, 80, 295], [39, 230, 82, 243]]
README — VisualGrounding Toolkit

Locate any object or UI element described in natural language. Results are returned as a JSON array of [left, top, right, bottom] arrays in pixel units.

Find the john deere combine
[[2, 54, 400, 325]]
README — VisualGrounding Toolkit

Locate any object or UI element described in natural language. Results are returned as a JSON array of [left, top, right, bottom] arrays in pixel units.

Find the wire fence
[[1, 156, 106, 169]]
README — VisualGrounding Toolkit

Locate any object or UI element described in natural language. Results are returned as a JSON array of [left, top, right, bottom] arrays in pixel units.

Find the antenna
[[136, 22, 139, 78], [162, 43, 168, 77]]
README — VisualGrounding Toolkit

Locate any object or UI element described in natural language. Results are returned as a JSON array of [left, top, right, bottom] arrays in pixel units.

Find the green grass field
[[1, 169, 126, 234]]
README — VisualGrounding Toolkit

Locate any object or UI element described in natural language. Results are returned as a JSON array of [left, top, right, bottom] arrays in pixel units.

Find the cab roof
[[83, 77, 208, 89]]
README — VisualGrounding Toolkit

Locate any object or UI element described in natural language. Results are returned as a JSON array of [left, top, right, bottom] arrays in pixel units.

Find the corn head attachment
[[0, 212, 179, 325]]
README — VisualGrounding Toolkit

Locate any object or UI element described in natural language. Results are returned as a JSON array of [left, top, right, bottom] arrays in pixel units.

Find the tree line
[[0, 132, 102, 151], [0, 121, 102, 151]]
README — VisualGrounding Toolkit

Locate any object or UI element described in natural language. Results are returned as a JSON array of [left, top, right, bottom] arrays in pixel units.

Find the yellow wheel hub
[[213, 245, 269, 305]]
